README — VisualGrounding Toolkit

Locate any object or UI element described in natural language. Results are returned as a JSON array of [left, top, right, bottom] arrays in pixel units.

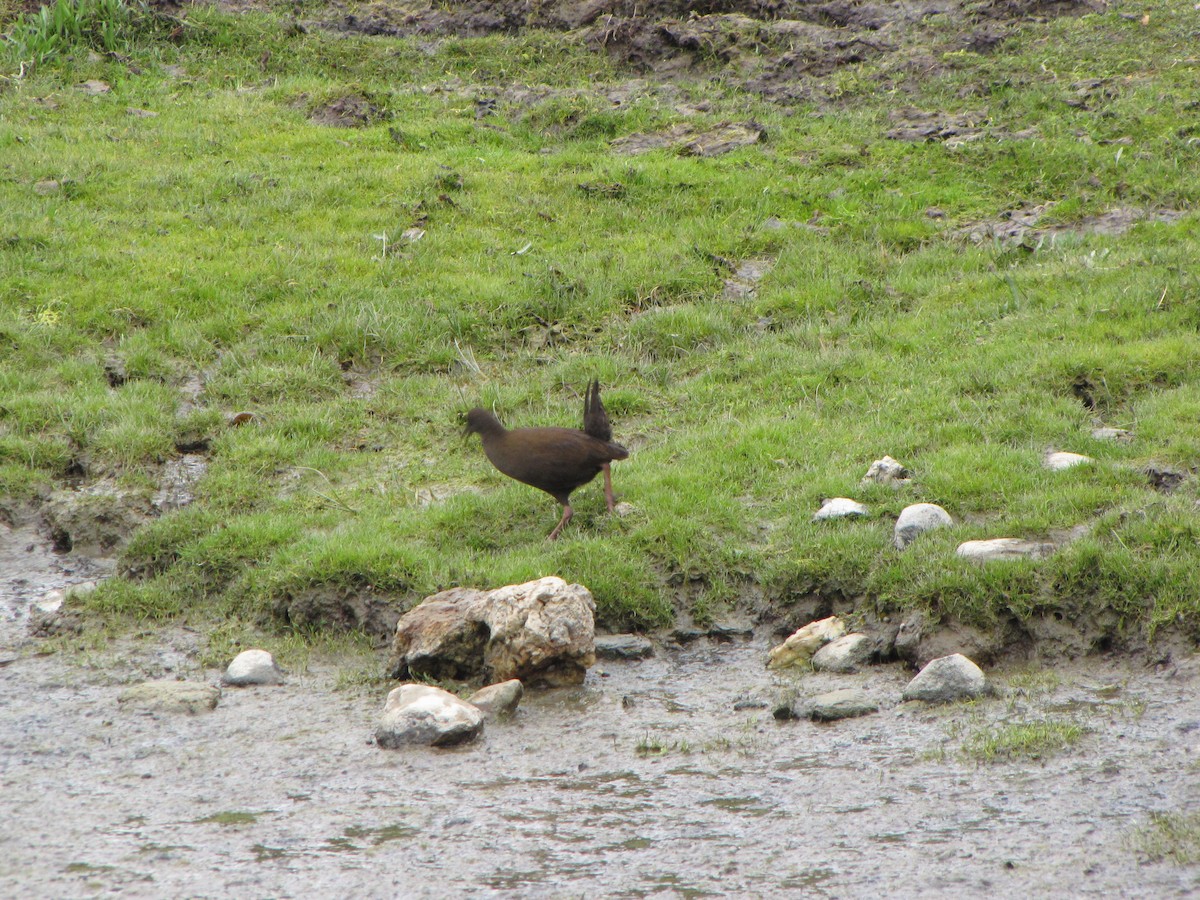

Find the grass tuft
[[962, 719, 1086, 762]]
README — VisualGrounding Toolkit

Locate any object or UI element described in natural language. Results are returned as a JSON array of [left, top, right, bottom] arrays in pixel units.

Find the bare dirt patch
[[323, 0, 1106, 103], [308, 93, 383, 127], [956, 202, 1187, 247], [611, 120, 763, 156]]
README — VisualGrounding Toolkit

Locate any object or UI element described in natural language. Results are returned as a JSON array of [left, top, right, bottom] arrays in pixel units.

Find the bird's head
[[463, 407, 504, 439]]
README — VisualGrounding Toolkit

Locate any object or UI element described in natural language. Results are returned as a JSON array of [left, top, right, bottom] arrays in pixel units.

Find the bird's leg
[[548, 503, 573, 541], [601, 463, 616, 513]]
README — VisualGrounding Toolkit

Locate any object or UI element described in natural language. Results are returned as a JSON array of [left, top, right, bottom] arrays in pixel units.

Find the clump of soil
[[309, 93, 383, 127], [275, 584, 402, 639]]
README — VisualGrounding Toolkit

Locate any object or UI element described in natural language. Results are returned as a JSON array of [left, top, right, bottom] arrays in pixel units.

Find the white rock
[[813, 498, 869, 522], [376, 684, 484, 748], [894, 503, 953, 549], [1045, 451, 1092, 470], [812, 633, 874, 673], [222, 649, 285, 686], [467, 679, 523, 717], [902, 653, 988, 703], [861, 456, 910, 485], [768, 616, 847, 670], [956, 538, 1054, 561]]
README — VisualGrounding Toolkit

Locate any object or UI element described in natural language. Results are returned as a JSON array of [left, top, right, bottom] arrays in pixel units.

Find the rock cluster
[[769, 615, 992, 722], [767, 616, 846, 669], [825, 445, 1123, 558]]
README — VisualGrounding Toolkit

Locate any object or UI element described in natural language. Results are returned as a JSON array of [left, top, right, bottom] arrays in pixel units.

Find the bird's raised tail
[[582, 379, 613, 442]]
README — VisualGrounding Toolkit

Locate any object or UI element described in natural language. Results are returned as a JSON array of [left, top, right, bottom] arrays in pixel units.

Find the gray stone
[[862, 456, 910, 485], [387, 576, 596, 687], [902, 653, 988, 703], [806, 689, 879, 722], [1044, 451, 1092, 471], [222, 649, 285, 686], [894, 503, 952, 549], [119, 681, 220, 714], [813, 497, 869, 522], [595, 634, 654, 660], [812, 633, 874, 673], [1091, 427, 1132, 442], [376, 684, 484, 748], [956, 538, 1055, 561], [467, 679, 523, 717]]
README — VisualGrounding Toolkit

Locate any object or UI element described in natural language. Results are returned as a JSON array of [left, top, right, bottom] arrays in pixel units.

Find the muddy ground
[[2, 521, 1200, 897], [321, 0, 1106, 104]]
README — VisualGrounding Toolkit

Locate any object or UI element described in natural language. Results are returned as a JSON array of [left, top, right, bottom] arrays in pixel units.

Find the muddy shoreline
[[2, 524, 1198, 896]]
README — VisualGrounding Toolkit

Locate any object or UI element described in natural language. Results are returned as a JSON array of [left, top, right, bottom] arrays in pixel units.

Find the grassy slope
[[1, 1, 1198, 650]]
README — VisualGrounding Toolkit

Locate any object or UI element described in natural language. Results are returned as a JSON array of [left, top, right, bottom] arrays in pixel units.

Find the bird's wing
[[582, 379, 613, 442]]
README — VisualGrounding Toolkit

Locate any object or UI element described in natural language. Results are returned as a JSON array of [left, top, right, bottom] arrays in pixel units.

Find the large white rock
[[813, 498, 869, 522], [768, 616, 846, 670], [222, 649, 285, 686], [902, 653, 988, 703], [387, 576, 596, 686], [1045, 451, 1092, 471], [956, 538, 1054, 562], [376, 684, 484, 748], [894, 503, 953, 549]]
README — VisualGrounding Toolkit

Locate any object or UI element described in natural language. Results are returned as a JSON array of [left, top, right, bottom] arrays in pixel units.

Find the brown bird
[[464, 380, 629, 540]]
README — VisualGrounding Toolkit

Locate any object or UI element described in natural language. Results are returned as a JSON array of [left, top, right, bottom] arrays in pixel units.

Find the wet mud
[[2, 591, 1197, 896]]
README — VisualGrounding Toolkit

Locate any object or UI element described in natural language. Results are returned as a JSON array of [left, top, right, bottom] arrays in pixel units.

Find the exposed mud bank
[[322, 0, 1106, 103], [1, 630, 1197, 897]]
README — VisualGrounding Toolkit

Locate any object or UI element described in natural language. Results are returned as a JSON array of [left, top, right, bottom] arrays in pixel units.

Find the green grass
[[2, 1, 1200, 650], [1128, 811, 1200, 865], [962, 719, 1086, 762]]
